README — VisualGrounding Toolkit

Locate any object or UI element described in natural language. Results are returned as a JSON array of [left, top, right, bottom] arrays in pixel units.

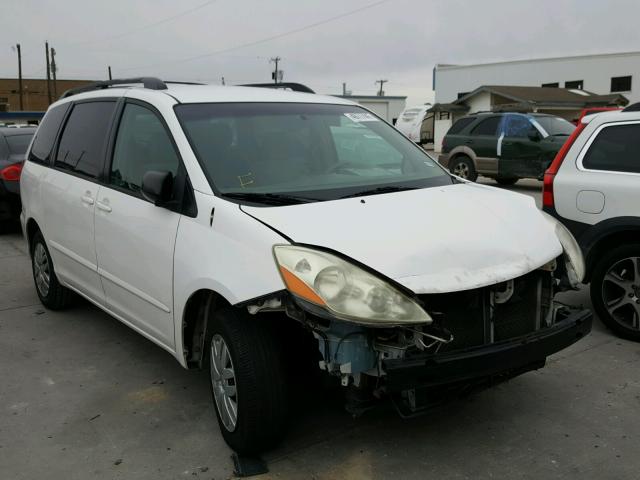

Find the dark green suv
[[438, 112, 575, 184]]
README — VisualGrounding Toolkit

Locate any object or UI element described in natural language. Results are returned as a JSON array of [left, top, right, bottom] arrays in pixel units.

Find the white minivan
[[21, 78, 591, 454]]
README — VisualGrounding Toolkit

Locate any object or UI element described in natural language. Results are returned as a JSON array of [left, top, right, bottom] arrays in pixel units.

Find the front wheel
[[449, 156, 477, 182], [208, 306, 288, 454], [590, 244, 640, 342]]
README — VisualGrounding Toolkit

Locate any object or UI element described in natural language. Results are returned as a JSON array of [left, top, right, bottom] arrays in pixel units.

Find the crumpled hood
[[242, 183, 563, 294]]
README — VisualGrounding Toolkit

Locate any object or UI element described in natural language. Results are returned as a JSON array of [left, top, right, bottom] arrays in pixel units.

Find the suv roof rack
[[622, 102, 640, 112], [60, 77, 168, 99], [239, 82, 315, 94]]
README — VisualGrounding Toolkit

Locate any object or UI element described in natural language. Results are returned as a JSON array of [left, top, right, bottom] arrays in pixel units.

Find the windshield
[[175, 103, 451, 203], [6, 133, 34, 155], [535, 116, 575, 136]]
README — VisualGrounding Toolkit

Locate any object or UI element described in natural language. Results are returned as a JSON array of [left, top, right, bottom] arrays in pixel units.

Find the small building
[[434, 51, 640, 104], [430, 85, 628, 152], [333, 95, 407, 124], [0, 78, 94, 112]]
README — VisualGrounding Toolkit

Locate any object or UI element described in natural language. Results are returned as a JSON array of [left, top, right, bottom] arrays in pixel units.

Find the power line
[[66, 0, 221, 47], [118, 0, 392, 72]]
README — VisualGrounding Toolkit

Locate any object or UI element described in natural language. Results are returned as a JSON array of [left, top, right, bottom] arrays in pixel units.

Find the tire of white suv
[[207, 306, 288, 454], [30, 231, 71, 310], [590, 244, 640, 342], [449, 156, 477, 182]]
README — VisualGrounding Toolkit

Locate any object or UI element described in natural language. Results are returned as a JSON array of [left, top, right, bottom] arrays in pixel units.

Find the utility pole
[[45, 41, 52, 105], [270, 56, 281, 84], [108, 65, 112, 80], [16, 44, 24, 110], [376, 79, 388, 96], [50, 46, 57, 99], [221, 76, 225, 86], [342, 82, 347, 96]]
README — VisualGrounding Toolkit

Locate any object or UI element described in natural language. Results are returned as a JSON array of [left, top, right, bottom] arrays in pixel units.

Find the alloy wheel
[[33, 243, 51, 297], [210, 334, 238, 432], [602, 256, 640, 331], [452, 162, 469, 179]]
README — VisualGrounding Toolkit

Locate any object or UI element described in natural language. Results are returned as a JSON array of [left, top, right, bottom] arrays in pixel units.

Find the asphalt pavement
[[1, 180, 638, 479]]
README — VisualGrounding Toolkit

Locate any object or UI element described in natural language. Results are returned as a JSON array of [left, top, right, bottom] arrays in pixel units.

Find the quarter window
[[471, 117, 501, 136], [447, 117, 475, 135], [582, 123, 640, 174], [29, 103, 69, 165], [110, 103, 179, 196], [55, 101, 116, 178], [611, 76, 632, 93]]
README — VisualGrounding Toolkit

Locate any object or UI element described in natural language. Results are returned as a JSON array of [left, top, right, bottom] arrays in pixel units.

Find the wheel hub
[[602, 256, 640, 330], [210, 334, 238, 432]]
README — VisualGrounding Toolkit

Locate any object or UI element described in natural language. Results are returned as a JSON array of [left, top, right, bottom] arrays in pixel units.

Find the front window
[[534, 116, 575, 137], [175, 103, 451, 204]]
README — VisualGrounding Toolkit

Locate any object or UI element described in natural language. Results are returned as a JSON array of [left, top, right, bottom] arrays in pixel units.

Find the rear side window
[[470, 116, 501, 136], [55, 101, 116, 179], [446, 117, 474, 135], [29, 103, 69, 164], [582, 123, 640, 174]]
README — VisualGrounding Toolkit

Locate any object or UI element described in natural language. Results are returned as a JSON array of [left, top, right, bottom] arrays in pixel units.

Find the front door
[[499, 114, 544, 178], [94, 101, 182, 349], [42, 100, 117, 304]]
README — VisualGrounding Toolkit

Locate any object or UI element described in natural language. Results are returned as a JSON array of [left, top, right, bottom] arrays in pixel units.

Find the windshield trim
[[174, 101, 451, 206]]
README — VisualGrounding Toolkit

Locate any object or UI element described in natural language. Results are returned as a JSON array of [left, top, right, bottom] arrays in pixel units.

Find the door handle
[[81, 195, 94, 205], [464, 140, 474, 144], [96, 201, 112, 213]]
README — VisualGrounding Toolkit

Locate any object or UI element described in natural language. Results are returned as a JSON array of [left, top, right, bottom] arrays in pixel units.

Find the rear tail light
[[0, 162, 23, 182], [542, 122, 586, 208]]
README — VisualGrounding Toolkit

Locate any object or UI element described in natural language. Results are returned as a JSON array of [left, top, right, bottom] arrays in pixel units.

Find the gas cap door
[[577, 190, 605, 214]]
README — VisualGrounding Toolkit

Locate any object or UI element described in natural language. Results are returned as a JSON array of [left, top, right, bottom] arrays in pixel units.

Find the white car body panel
[[554, 111, 640, 226], [243, 183, 562, 294]]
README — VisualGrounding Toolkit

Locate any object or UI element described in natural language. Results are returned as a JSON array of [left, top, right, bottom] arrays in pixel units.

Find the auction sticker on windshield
[[344, 112, 379, 122]]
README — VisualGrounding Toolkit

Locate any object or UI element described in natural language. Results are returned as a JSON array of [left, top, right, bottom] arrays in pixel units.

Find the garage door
[[360, 102, 389, 122]]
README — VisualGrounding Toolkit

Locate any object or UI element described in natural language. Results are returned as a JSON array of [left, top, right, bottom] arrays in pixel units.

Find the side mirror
[[141, 170, 173, 206]]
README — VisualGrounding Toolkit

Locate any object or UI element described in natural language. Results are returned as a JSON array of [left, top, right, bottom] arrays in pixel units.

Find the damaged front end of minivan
[[245, 216, 592, 416]]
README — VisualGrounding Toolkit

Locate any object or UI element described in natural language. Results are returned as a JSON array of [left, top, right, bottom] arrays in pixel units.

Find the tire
[[590, 244, 640, 342], [449, 156, 477, 182], [495, 177, 519, 186], [30, 231, 71, 310], [207, 306, 288, 454]]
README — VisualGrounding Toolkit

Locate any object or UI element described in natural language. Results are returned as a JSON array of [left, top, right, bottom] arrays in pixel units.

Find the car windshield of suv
[[535, 116, 575, 136], [6, 133, 34, 155], [175, 103, 451, 203]]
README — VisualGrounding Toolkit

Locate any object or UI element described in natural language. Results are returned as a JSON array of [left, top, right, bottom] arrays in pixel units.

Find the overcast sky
[[2, 0, 640, 105]]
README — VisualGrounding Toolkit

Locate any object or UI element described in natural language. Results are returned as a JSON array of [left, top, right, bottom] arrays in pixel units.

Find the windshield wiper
[[221, 191, 319, 205], [340, 185, 418, 199]]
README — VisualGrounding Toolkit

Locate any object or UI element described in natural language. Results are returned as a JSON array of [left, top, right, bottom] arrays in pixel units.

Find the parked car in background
[[21, 78, 591, 454], [0, 127, 36, 224], [543, 106, 640, 341], [395, 105, 432, 145], [438, 112, 575, 184]]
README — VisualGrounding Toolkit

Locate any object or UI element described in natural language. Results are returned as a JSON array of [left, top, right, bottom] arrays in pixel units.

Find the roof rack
[[622, 102, 640, 112], [60, 77, 168, 99], [239, 82, 315, 94]]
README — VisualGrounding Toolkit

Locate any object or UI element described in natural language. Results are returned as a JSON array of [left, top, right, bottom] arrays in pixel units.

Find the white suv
[[21, 78, 591, 454], [543, 106, 640, 341]]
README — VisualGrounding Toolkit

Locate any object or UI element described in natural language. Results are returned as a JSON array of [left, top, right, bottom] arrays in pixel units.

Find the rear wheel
[[591, 244, 640, 342], [495, 177, 518, 186], [449, 156, 477, 181], [30, 231, 70, 310], [207, 306, 288, 454]]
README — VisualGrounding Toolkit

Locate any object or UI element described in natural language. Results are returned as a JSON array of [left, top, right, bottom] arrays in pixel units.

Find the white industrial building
[[434, 51, 640, 104], [334, 94, 407, 124]]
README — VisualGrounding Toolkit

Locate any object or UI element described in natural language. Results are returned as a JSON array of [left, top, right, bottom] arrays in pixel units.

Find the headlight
[[273, 245, 432, 326], [542, 213, 585, 285]]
